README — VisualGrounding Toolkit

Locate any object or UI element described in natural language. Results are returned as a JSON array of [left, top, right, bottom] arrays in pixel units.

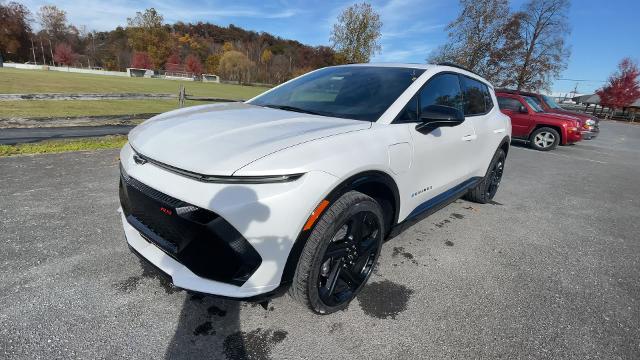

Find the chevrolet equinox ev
[[118, 63, 512, 314]]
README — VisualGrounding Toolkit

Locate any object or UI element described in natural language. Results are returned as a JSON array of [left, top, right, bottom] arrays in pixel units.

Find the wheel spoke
[[325, 259, 343, 296], [358, 236, 378, 256], [338, 267, 361, 288], [323, 242, 349, 260], [348, 212, 366, 240]]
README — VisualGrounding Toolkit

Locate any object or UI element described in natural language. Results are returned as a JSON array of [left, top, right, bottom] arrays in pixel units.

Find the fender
[[278, 170, 400, 287]]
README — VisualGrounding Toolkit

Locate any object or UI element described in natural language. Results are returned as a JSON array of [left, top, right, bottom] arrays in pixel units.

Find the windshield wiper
[[262, 104, 325, 116]]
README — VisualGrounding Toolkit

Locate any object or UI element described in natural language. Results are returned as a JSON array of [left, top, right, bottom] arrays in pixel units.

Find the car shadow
[[161, 185, 290, 359]]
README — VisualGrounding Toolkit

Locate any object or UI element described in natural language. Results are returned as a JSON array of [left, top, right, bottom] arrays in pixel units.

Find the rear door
[[497, 95, 531, 138], [458, 75, 496, 173]]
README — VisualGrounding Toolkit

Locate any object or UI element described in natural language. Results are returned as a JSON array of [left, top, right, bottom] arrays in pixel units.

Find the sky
[[18, 0, 640, 95]]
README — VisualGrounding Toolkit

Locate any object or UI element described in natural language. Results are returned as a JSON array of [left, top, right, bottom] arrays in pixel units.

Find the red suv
[[498, 89, 599, 139], [497, 91, 581, 151]]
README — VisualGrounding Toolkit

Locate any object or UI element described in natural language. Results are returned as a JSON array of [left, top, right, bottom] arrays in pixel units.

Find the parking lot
[[1, 120, 639, 359]]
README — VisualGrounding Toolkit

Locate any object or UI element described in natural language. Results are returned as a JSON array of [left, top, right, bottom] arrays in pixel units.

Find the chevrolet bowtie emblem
[[133, 153, 147, 165]]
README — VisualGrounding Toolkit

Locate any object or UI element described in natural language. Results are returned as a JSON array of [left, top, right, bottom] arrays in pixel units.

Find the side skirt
[[388, 177, 482, 239]]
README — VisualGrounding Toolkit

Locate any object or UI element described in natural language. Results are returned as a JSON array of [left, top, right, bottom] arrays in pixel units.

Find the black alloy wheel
[[317, 211, 381, 307]]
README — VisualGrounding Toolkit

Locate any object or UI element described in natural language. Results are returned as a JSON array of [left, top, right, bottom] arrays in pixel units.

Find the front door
[[497, 95, 531, 138], [395, 73, 477, 216]]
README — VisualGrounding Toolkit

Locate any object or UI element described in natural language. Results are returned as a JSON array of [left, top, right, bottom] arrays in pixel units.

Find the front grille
[[119, 166, 262, 286]]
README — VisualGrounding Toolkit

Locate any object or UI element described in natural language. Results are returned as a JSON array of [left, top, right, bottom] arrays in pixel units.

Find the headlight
[[586, 119, 595, 125]]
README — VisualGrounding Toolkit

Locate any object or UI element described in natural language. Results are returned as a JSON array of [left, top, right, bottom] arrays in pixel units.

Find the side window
[[497, 96, 523, 111], [484, 87, 494, 111], [419, 73, 463, 114], [460, 76, 488, 115], [395, 96, 419, 123]]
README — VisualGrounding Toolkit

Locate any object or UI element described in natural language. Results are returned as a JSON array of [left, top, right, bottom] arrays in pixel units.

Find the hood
[[536, 112, 580, 126], [547, 108, 598, 123], [128, 102, 371, 176]]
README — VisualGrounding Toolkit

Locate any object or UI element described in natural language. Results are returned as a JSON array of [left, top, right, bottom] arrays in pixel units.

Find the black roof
[[436, 62, 482, 77]]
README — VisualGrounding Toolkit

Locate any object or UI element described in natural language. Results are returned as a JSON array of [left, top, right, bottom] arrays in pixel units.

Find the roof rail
[[495, 88, 537, 96], [436, 62, 480, 76]]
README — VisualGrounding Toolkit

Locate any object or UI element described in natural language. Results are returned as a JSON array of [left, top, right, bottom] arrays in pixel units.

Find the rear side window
[[497, 96, 523, 111], [460, 76, 491, 115]]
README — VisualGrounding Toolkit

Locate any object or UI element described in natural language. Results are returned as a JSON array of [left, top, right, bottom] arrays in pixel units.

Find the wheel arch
[[279, 170, 400, 286], [499, 135, 511, 157]]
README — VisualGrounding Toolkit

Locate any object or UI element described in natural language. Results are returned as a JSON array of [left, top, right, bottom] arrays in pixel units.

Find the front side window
[[524, 96, 544, 112], [249, 66, 424, 122], [419, 73, 464, 113], [497, 96, 524, 112], [542, 95, 562, 109]]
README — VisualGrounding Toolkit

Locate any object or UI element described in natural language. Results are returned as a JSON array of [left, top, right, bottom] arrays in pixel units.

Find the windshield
[[542, 95, 562, 109], [249, 66, 424, 122], [524, 96, 544, 112]]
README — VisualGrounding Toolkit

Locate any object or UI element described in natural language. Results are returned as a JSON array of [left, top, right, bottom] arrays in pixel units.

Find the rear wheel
[[530, 127, 560, 151], [290, 191, 384, 314], [465, 148, 506, 204]]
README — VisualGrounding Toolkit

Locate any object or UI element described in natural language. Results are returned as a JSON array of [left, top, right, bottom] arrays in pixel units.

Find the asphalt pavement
[[1, 121, 639, 359], [0, 125, 135, 144]]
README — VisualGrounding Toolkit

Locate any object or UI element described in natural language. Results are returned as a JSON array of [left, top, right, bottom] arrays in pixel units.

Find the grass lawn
[[0, 135, 127, 156], [1, 99, 209, 118], [0, 67, 268, 98]]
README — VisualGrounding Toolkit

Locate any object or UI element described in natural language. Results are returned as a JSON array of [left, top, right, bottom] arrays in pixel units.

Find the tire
[[529, 127, 560, 151], [464, 148, 506, 204], [290, 191, 385, 314]]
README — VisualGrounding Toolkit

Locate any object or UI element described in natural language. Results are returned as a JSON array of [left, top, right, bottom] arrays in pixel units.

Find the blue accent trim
[[406, 177, 482, 220]]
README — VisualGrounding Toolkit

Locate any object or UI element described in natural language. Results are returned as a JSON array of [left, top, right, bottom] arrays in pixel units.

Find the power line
[[557, 78, 606, 83]]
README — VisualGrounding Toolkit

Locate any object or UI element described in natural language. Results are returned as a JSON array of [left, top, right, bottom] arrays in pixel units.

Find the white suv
[[118, 63, 511, 314]]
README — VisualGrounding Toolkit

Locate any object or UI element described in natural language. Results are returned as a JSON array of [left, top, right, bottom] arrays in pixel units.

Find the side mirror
[[416, 105, 465, 134], [518, 105, 528, 114]]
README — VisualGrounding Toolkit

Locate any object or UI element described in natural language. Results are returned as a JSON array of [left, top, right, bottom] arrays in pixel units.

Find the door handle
[[462, 134, 477, 141]]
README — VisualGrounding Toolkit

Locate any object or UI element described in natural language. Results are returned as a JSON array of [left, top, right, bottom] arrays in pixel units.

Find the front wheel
[[530, 127, 560, 151], [464, 148, 506, 204], [290, 191, 384, 314]]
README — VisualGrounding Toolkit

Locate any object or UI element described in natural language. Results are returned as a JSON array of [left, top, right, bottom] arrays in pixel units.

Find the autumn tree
[[0, 2, 32, 62], [427, 0, 518, 84], [126, 8, 172, 69], [185, 54, 203, 75], [165, 53, 181, 72], [511, 0, 571, 91], [330, 3, 382, 63], [205, 54, 221, 74], [37, 5, 67, 41], [219, 50, 254, 84], [53, 43, 77, 66], [597, 58, 640, 120], [131, 51, 153, 69]]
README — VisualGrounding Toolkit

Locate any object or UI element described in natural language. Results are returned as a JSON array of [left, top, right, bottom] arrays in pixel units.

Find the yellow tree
[[126, 8, 173, 69], [219, 50, 254, 84], [260, 48, 273, 83]]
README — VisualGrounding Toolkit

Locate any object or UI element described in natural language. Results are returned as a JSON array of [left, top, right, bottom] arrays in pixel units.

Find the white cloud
[[21, 0, 302, 31]]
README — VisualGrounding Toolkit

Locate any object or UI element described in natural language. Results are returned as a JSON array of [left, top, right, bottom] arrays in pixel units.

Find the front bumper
[[581, 126, 599, 140], [118, 143, 338, 298]]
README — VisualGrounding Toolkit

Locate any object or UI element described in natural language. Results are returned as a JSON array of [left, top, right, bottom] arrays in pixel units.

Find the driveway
[[0, 125, 134, 144], [1, 121, 639, 359]]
